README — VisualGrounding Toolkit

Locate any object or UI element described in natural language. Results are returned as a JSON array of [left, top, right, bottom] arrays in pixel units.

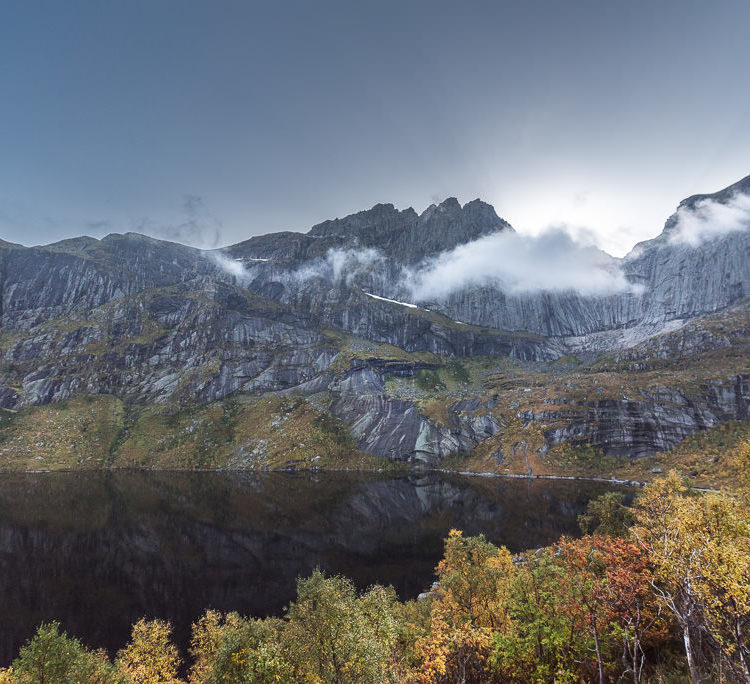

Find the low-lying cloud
[[204, 231, 644, 302], [404, 229, 637, 301], [285, 231, 639, 301], [295, 247, 385, 285], [207, 252, 254, 282], [668, 192, 750, 247]]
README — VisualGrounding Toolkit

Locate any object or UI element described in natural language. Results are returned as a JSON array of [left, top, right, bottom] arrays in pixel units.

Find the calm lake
[[0, 470, 626, 664]]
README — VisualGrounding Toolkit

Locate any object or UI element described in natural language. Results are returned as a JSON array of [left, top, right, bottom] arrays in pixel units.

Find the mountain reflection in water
[[0, 470, 626, 664]]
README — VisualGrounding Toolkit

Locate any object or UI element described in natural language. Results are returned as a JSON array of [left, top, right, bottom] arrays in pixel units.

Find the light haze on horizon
[[1, 0, 749, 257]]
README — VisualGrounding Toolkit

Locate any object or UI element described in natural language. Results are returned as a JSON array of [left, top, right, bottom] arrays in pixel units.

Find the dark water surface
[[0, 470, 625, 664]]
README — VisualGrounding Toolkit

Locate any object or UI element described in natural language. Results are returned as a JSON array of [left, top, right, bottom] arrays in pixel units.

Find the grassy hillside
[[0, 394, 384, 472]]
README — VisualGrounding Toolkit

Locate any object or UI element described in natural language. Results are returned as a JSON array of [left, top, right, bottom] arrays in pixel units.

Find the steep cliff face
[[536, 375, 749, 458], [623, 229, 750, 325], [0, 278, 335, 408], [0, 177, 748, 467], [0, 234, 213, 329], [413, 178, 750, 337], [222, 178, 750, 341], [329, 364, 500, 463], [422, 229, 749, 338]]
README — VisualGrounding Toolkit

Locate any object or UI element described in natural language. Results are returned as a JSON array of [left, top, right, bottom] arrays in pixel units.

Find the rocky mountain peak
[[678, 173, 750, 211], [307, 203, 417, 239], [660, 173, 750, 236]]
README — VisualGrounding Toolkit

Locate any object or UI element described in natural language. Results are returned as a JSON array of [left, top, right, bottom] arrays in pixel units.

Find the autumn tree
[[598, 537, 668, 683], [688, 494, 750, 682], [116, 618, 181, 684], [632, 471, 750, 682], [282, 569, 399, 683], [491, 548, 582, 682], [435, 529, 515, 631], [411, 530, 515, 683], [556, 536, 613, 683], [578, 491, 634, 537], [189, 610, 292, 683]]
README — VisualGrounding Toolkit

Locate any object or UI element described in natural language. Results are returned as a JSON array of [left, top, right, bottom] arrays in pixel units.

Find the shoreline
[[0, 464, 648, 486]]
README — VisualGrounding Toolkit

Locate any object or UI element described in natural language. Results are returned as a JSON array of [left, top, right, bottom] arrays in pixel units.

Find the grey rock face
[[0, 279, 337, 409], [330, 365, 499, 463], [225, 184, 750, 343], [536, 375, 749, 458], [418, 226, 749, 338], [0, 234, 214, 329], [232, 197, 511, 266], [623, 230, 750, 326]]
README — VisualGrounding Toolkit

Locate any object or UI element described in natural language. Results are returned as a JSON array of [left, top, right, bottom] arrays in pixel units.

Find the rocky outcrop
[[0, 279, 338, 409], [532, 375, 749, 458], [330, 365, 500, 463], [415, 220, 750, 338], [225, 181, 750, 342]]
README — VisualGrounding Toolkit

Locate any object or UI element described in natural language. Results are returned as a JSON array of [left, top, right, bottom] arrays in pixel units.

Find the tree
[[189, 610, 292, 683], [632, 471, 750, 682], [631, 472, 703, 682], [435, 529, 514, 631], [11, 622, 121, 684], [578, 491, 634, 537], [491, 548, 581, 683], [413, 599, 495, 684], [689, 494, 750, 682], [598, 537, 668, 684], [282, 570, 399, 683], [556, 536, 612, 683], [206, 617, 291, 684], [410, 530, 515, 683], [116, 618, 181, 684]]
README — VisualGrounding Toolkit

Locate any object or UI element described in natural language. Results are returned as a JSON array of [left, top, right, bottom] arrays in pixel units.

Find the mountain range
[[0, 175, 748, 480]]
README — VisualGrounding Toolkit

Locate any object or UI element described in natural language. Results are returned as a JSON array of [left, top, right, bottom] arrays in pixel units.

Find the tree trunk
[[683, 626, 700, 684], [593, 622, 605, 684], [633, 637, 643, 684], [732, 620, 750, 684]]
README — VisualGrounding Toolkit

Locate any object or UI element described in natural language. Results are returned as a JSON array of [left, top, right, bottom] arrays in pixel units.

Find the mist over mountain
[[0, 175, 748, 470]]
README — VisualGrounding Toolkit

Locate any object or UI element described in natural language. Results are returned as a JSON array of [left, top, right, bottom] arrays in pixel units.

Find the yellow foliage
[[436, 529, 515, 630], [116, 618, 182, 684], [407, 529, 515, 682], [632, 471, 750, 680]]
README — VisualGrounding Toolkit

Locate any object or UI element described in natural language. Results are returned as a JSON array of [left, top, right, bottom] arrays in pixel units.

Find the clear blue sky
[[1, 0, 749, 255]]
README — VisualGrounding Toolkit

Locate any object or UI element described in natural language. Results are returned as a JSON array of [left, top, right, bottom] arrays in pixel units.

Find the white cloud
[[668, 192, 750, 246], [206, 251, 254, 282], [404, 229, 638, 300], [294, 247, 385, 285], [209, 230, 645, 302]]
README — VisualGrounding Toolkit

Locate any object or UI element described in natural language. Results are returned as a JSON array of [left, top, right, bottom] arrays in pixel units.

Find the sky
[[1, 1, 749, 257]]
